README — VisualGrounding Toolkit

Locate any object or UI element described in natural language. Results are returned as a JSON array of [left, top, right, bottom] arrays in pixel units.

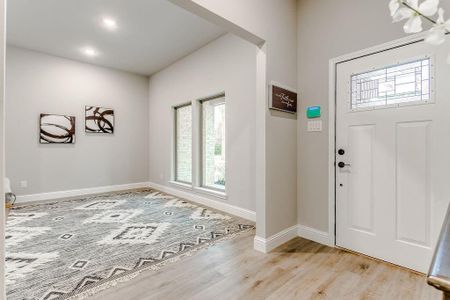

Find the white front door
[[336, 38, 450, 272]]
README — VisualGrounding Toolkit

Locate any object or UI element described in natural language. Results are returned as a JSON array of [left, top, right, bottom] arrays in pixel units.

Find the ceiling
[[6, 0, 226, 76]]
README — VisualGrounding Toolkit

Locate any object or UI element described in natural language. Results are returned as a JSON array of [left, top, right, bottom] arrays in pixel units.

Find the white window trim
[[198, 92, 226, 193], [169, 180, 193, 191], [168, 181, 227, 200], [172, 102, 193, 185], [171, 92, 227, 198], [193, 186, 227, 199]]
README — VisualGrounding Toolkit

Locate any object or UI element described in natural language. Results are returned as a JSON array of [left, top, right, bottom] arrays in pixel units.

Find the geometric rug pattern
[[5, 189, 254, 300]]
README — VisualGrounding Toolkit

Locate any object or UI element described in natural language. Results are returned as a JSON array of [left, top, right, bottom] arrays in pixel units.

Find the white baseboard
[[15, 181, 256, 222], [297, 225, 333, 246], [147, 181, 256, 222], [15, 182, 151, 204], [253, 225, 299, 253], [253, 236, 267, 253], [15, 182, 333, 251], [254, 224, 334, 253]]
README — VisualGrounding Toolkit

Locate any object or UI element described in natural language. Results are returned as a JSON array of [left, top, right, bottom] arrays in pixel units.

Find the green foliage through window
[[215, 179, 225, 186], [214, 143, 222, 155]]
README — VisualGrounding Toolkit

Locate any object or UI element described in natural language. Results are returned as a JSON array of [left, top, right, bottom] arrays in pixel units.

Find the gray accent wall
[[297, 0, 450, 233], [189, 0, 298, 238], [147, 33, 257, 211], [0, 0, 5, 297], [5, 46, 149, 195]]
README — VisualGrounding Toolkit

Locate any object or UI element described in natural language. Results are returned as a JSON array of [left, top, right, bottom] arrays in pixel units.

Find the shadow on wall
[[269, 110, 297, 121]]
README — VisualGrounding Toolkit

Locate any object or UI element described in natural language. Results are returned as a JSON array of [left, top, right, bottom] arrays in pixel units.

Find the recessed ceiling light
[[82, 47, 98, 57], [102, 17, 117, 30]]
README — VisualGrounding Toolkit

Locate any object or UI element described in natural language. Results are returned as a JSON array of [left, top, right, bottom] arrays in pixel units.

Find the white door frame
[[327, 32, 429, 247]]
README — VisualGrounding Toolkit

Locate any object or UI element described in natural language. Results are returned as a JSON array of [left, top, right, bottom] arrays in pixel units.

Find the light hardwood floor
[[89, 230, 440, 300]]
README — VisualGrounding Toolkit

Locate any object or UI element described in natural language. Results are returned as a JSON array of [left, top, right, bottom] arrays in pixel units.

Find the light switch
[[307, 120, 322, 132]]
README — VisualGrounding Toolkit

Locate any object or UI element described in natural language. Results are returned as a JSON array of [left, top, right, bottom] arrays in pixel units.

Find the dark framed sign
[[269, 83, 297, 114]]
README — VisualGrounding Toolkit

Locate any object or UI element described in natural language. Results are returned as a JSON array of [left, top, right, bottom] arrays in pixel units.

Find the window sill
[[168, 181, 228, 200], [193, 187, 227, 200], [168, 181, 193, 191]]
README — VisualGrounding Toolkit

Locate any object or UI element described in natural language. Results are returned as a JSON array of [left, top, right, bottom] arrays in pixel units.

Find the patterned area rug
[[5, 189, 254, 300]]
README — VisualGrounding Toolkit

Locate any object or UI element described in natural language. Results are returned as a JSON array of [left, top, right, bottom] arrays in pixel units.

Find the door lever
[[338, 162, 351, 168]]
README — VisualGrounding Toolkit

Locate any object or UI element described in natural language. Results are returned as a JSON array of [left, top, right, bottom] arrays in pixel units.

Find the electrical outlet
[[20, 180, 28, 188]]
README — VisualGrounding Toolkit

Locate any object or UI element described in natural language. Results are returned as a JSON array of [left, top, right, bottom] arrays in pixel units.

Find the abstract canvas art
[[85, 106, 114, 134], [39, 114, 76, 144]]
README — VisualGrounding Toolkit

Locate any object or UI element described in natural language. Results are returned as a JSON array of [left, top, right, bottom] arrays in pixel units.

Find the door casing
[[328, 32, 431, 247]]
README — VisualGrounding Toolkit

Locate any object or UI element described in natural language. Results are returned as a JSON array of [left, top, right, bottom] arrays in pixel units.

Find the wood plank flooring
[[88, 230, 440, 300]]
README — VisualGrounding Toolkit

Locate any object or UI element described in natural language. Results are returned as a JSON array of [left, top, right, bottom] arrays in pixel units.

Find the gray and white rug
[[5, 189, 254, 300]]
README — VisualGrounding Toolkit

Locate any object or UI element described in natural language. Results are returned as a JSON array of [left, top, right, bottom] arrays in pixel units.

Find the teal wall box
[[306, 106, 321, 118]]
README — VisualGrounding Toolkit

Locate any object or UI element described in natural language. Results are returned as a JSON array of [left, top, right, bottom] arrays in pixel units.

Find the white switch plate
[[20, 180, 28, 188], [307, 120, 322, 132]]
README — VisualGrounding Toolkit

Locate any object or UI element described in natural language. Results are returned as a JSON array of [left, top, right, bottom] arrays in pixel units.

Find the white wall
[[296, 0, 450, 233], [5, 46, 149, 195], [184, 0, 298, 238], [147, 33, 256, 211], [0, 0, 5, 297]]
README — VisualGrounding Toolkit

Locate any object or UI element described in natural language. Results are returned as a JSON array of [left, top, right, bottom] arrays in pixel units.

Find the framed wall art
[[85, 106, 114, 134], [40, 114, 76, 144]]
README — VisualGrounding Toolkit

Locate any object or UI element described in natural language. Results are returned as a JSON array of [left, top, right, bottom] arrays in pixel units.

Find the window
[[351, 58, 431, 110], [174, 104, 192, 184], [201, 96, 226, 190], [172, 94, 226, 195]]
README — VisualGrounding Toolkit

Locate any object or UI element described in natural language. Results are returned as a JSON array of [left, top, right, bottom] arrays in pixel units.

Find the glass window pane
[[351, 58, 431, 110], [175, 105, 192, 183], [202, 97, 226, 190]]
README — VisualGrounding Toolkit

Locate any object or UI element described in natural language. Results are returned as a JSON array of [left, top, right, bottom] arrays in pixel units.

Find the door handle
[[338, 161, 351, 168]]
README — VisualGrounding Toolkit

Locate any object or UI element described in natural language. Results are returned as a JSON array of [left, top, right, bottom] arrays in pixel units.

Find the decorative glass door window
[[351, 58, 431, 110]]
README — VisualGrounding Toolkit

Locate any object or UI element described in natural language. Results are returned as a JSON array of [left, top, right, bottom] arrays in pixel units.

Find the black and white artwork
[[85, 106, 114, 134], [40, 114, 76, 144]]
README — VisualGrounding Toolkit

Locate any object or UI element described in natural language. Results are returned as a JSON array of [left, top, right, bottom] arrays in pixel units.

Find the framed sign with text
[[269, 83, 297, 114]]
